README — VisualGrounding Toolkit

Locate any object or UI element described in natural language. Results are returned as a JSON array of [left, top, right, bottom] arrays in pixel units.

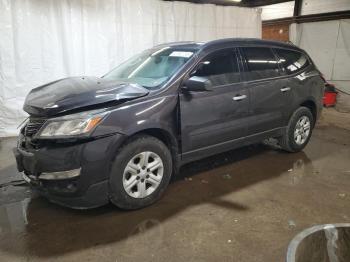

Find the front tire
[[109, 135, 172, 210], [279, 107, 314, 152]]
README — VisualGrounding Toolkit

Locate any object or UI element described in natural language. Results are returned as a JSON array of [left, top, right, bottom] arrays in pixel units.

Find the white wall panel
[[0, 0, 261, 137], [261, 0, 350, 21], [297, 20, 340, 79], [292, 19, 350, 93], [261, 1, 294, 21], [301, 0, 350, 15], [333, 19, 350, 81]]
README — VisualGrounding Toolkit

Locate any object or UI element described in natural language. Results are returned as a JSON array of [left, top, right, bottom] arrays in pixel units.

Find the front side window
[[241, 47, 280, 80], [104, 47, 197, 89], [274, 48, 310, 74], [192, 48, 240, 86]]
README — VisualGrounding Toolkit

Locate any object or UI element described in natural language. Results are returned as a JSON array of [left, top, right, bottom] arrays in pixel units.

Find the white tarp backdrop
[[0, 0, 261, 137], [290, 19, 350, 93]]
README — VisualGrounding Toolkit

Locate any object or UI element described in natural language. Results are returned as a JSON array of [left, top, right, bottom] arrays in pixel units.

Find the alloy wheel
[[294, 115, 311, 145], [122, 151, 164, 198]]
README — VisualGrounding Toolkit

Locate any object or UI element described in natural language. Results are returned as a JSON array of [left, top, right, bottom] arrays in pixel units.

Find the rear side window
[[274, 48, 310, 74], [192, 48, 240, 86], [241, 47, 280, 80]]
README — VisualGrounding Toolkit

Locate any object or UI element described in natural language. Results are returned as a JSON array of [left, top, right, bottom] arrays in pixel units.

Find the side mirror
[[182, 76, 213, 92]]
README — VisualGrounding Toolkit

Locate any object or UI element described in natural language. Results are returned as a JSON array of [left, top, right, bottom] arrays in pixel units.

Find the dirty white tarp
[[290, 19, 350, 93], [0, 0, 261, 137]]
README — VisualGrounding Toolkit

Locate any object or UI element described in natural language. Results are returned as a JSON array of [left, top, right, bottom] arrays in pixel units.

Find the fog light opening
[[39, 168, 81, 180]]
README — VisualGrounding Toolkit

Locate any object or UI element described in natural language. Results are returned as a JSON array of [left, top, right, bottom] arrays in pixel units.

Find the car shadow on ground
[[0, 143, 314, 258]]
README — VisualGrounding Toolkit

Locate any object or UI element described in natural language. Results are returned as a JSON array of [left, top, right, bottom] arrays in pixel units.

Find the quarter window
[[241, 47, 280, 80], [274, 49, 310, 74], [192, 49, 240, 86]]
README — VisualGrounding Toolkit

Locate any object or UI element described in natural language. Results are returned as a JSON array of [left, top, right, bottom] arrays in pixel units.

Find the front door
[[179, 48, 250, 159]]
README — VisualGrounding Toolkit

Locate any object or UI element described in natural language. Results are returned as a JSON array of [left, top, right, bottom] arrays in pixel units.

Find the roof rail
[[286, 41, 296, 45]]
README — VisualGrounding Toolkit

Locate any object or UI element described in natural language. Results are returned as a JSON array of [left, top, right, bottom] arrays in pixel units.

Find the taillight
[[319, 73, 335, 87], [320, 74, 327, 83]]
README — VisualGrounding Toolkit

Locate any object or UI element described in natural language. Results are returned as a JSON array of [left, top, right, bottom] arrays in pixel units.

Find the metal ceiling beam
[[245, 0, 292, 7], [293, 0, 302, 17], [263, 10, 350, 25], [163, 0, 292, 7]]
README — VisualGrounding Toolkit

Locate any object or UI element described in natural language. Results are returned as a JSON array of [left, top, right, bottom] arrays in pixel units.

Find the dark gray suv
[[14, 38, 324, 209]]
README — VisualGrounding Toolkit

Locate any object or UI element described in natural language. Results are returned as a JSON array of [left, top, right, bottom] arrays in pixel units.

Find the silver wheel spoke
[[125, 176, 138, 191], [125, 163, 139, 175], [147, 173, 161, 185], [296, 135, 302, 144], [294, 131, 299, 138], [138, 181, 147, 198], [302, 132, 307, 140], [147, 158, 162, 171], [139, 152, 150, 167]]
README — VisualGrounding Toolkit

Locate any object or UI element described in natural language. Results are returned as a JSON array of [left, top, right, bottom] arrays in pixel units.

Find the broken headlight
[[37, 110, 109, 138]]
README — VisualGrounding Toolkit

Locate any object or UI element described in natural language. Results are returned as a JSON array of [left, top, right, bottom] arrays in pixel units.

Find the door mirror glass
[[183, 76, 213, 92]]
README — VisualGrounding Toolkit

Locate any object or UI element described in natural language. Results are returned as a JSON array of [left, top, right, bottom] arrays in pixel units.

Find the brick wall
[[262, 23, 290, 42]]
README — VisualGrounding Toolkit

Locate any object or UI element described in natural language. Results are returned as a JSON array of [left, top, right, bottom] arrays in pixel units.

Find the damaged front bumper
[[13, 133, 126, 209]]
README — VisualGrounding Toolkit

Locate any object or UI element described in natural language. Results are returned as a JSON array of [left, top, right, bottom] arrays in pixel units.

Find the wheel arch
[[121, 128, 180, 173], [300, 99, 317, 125]]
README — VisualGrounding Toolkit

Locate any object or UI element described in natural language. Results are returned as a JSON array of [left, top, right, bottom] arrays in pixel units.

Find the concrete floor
[[0, 108, 349, 262]]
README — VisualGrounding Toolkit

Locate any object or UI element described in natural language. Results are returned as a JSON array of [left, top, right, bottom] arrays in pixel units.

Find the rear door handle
[[280, 87, 291, 92], [233, 95, 247, 101]]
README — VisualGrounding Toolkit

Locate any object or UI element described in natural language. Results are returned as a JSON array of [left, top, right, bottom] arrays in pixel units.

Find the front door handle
[[233, 94, 247, 101], [280, 87, 291, 92]]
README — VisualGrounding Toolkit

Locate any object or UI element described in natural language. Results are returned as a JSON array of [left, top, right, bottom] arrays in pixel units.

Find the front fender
[[92, 95, 179, 138]]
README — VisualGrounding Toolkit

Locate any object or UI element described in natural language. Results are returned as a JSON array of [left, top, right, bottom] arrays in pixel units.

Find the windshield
[[103, 47, 196, 89]]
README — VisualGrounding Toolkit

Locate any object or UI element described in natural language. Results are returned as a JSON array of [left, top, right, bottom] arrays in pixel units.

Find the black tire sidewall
[[108, 136, 172, 210], [287, 107, 314, 152]]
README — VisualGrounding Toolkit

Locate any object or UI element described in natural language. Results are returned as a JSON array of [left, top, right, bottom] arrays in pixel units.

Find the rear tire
[[109, 135, 172, 210], [279, 107, 314, 153]]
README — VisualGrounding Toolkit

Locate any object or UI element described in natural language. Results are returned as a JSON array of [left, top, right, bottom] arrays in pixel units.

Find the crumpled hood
[[23, 76, 149, 117]]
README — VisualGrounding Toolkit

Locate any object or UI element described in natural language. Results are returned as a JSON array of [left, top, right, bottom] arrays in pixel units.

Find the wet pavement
[[0, 108, 349, 262]]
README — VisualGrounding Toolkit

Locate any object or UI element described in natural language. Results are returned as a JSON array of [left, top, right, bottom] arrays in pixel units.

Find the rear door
[[239, 46, 290, 135], [273, 48, 314, 122], [180, 48, 250, 157]]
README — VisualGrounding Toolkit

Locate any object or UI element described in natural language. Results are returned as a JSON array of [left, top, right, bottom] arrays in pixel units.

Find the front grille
[[24, 117, 46, 137]]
